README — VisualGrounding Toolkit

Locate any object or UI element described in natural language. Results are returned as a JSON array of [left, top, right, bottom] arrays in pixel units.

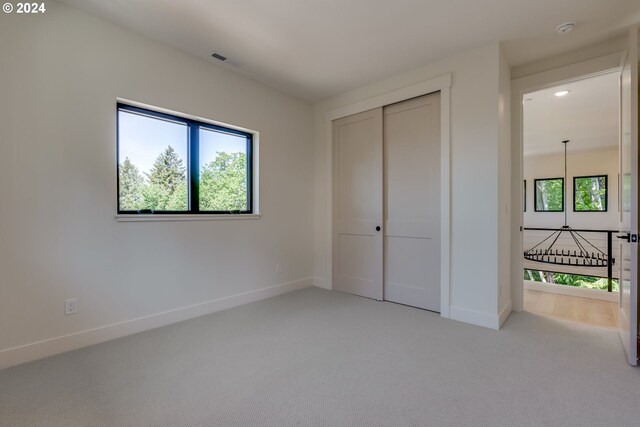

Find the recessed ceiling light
[[556, 21, 576, 34], [555, 90, 570, 97]]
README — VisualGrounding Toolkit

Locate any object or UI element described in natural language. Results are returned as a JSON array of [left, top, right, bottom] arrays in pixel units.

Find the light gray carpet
[[1, 287, 639, 427]]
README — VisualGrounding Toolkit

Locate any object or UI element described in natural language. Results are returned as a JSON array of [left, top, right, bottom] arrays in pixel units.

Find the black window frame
[[117, 103, 253, 215], [573, 174, 608, 212], [534, 177, 564, 212], [524, 179, 527, 212]]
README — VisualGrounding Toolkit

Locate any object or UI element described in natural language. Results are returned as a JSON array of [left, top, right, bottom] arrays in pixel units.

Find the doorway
[[521, 72, 621, 328]]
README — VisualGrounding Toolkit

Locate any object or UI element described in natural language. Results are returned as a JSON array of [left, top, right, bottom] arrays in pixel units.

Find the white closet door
[[383, 93, 441, 312], [332, 108, 384, 300]]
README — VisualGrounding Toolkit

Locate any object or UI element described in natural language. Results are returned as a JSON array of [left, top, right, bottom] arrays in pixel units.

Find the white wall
[[0, 1, 314, 366], [313, 43, 507, 329], [511, 35, 626, 80], [523, 148, 619, 230]]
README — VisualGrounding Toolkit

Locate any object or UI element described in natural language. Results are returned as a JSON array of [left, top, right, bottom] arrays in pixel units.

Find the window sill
[[115, 214, 261, 222]]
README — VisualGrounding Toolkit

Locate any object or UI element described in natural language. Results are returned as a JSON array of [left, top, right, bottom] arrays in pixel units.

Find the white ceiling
[[523, 72, 619, 156], [60, 0, 640, 101]]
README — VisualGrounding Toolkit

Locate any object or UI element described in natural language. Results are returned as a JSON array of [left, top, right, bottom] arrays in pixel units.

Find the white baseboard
[[312, 276, 330, 289], [498, 300, 513, 328], [450, 306, 500, 330], [0, 278, 313, 370], [523, 280, 618, 302]]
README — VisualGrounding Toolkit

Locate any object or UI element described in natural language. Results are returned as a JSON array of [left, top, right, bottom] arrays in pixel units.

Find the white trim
[[511, 81, 525, 312], [618, 26, 639, 366], [511, 53, 622, 92], [116, 214, 261, 222], [450, 306, 500, 330], [117, 97, 257, 135], [324, 74, 452, 122], [439, 86, 451, 318], [524, 280, 619, 302], [499, 300, 513, 327], [312, 276, 330, 289], [0, 278, 313, 369], [324, 73, 452, 319]]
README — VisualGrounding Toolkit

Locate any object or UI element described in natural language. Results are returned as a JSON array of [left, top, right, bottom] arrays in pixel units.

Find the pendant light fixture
[[523, 140, 608, 267]]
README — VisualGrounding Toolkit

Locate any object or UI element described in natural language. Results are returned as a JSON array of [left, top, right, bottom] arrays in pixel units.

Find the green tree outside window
[[574, 175, 607, 212], [535, 178, 564, 211], [119, 146, 247, 212]]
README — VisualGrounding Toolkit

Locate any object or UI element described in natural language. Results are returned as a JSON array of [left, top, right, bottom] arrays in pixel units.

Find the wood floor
[[524, 289, 618, 328]]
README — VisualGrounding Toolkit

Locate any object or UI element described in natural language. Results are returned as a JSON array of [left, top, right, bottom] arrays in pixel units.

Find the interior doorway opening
[[521, 71, 620, 328]]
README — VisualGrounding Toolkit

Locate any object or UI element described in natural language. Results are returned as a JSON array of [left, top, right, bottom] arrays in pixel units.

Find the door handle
[[617, 233, 631, 242], [376, 226, 381, 232]]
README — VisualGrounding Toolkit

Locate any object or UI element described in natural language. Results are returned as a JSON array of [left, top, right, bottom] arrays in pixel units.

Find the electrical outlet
[[65, 298, 77, 315], [275, 263, 282, 274]]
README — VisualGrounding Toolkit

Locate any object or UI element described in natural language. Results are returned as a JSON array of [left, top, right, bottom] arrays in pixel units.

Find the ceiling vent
[[212, 52, 227, 61], [211, 52, 243, 69]]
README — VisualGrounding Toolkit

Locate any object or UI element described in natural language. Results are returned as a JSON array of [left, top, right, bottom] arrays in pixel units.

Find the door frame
[[325, 73, 452, 318], [618, 26, 639, 365], [511, 53, 623, 312]]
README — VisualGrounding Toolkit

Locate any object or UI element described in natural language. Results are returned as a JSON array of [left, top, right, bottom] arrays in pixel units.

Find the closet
[[332, 92, 441, 312]]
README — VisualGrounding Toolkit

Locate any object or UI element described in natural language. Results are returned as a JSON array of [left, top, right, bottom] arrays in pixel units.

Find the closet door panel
[[332, 108, 384, 300], [384, 93, 441, 311]]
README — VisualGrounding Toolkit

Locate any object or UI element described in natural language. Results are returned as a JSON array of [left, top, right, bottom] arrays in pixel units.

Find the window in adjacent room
[[574, 175, 607, 212], [534, 178, 564, 212], [117, 103, 253, 215]]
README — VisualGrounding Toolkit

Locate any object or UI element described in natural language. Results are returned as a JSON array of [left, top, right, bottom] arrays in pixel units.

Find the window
[[574, 175, 607, 212], [117, 103, 253, 215], [523, 180, 527, 212], [534, 178, 564, 212]]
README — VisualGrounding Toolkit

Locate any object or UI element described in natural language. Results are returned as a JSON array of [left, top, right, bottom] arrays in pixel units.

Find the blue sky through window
[[118, 111, 188, 174], [119, 110, 247, 174], [199, 128, 246, 169]]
